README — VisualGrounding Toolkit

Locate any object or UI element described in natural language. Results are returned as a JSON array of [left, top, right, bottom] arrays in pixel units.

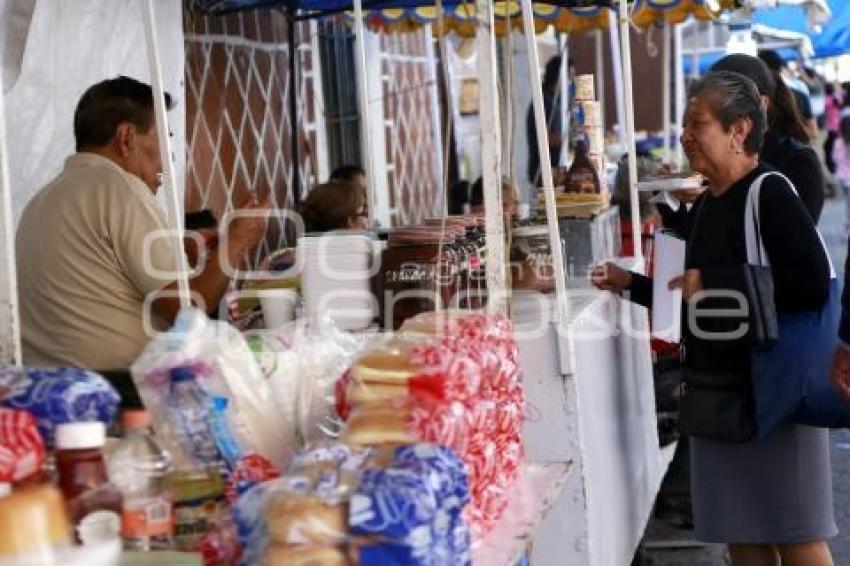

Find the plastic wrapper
[[236, 442, 471, 566], [337, 311, 525, 536], [0, 408, 45, 482], [0, 367, 120, 448], [131, 308, 287, 472], [245, 316, 370, 452]]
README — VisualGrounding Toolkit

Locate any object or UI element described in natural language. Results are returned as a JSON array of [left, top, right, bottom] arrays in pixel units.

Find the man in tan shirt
[[16, 76, 266, 370]]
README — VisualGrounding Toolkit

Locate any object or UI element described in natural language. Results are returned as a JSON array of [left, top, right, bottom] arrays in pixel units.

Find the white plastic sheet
[[3, 0, 185, 223]]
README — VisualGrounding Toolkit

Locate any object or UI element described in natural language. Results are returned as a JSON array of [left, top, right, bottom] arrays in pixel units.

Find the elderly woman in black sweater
[[593, 71, 835, 566]]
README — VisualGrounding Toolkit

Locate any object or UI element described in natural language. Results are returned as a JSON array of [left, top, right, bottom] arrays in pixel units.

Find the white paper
[[652, 231, 686, 343]]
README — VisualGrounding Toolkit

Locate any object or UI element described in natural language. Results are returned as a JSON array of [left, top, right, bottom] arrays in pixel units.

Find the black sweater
[[627, 164, 830, 376], [760, 131, 825, 223]]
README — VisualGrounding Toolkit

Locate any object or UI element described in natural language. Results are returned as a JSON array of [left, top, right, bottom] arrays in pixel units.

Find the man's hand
[[668, 269, 703, 302], [590, 262, 632, 293], [225, 194, 270, 257], [831, 344, 850, 401]]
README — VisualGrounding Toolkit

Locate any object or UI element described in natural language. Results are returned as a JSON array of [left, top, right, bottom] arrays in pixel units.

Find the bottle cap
[[170, 366, 196, 383], [55, 421, 106, 450], [122, 410, 152, 429]]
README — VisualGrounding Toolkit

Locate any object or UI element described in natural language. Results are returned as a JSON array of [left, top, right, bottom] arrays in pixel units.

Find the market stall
[[0, 1, 738, 565]]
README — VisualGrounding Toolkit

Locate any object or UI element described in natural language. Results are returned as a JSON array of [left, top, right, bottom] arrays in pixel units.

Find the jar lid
[[56, 421, 105, 450], [513, 224, 550, 237]]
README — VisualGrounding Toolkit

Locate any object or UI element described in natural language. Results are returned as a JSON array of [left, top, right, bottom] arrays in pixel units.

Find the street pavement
[[638, 193, 850, 565]]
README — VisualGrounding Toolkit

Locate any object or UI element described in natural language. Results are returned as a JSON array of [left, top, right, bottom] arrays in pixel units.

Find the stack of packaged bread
[[236, 442, 471, 566], [336, 311, 525, 535]]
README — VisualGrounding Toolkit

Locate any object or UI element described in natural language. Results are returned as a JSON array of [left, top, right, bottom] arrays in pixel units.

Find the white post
[[0, 76, 21, 367], [520, 0, 569, 324], [595, 28, 606, 134], [141, 0, 191, 308], [609, 7, 626, 148], [662, 21, 672, 164], [475, 0, 507, 315], [618, 0, 642, 262], [352, 0, 378, 227], [674, 23, 685, 169], [559, 34, 570, 166]]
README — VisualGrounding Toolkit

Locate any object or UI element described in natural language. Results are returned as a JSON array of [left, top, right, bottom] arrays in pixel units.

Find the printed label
[[122, 496, 173, 538]]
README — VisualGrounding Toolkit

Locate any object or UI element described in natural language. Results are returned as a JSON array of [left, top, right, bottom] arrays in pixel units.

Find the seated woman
[[592, 71, 834, 566], [300, 181, 370, 232]]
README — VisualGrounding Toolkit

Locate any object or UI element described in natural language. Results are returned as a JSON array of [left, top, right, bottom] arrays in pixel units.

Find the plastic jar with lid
[[55, 422, 123, 546]]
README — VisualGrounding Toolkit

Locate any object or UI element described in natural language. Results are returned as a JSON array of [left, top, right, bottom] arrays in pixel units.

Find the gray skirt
[[691, 424, 837, 544]]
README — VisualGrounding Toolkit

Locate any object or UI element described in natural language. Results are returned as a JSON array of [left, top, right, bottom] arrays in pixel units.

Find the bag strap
[[744, 171, 836, 278]]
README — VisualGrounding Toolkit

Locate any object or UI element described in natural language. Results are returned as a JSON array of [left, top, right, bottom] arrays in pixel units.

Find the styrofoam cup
[[258, 289, 299, 328]]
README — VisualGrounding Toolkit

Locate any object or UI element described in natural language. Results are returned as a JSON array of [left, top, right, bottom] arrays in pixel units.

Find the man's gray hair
[[687, 70, 767, 154]]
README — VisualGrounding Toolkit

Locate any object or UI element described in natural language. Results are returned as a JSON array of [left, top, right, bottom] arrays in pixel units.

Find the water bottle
[[168, 366, 223, 470], [167, 366, 241, 476], [107, 410, 173, 551]]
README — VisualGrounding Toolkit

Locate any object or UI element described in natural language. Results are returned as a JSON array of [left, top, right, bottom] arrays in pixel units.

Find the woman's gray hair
[[687, 70, 766, 154]]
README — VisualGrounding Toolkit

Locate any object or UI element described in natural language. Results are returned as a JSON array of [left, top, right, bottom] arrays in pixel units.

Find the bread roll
[[343, 410, 413, 446], [265, 544, 352, 566], [346, 380, 408, 405], [0, 484, 71, 558], [266, 497, 348, 545], [351, 350, 421, 384]]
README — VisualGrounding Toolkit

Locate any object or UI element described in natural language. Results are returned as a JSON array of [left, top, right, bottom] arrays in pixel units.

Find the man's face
[[126, 124, 162, 192]]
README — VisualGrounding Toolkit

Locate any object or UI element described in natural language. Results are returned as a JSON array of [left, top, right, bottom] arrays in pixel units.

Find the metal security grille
[[316, 18, 362, 172], [183, 9, 319, 265]]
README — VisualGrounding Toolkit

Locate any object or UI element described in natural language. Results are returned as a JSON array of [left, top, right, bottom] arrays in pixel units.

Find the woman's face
[[680, 95, 734, 178]]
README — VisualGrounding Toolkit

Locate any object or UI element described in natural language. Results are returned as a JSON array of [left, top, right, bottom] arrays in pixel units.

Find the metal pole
[[618, 0, 642, 262], [352, 0, 377, 227], [609, 7, 626, 149], [595, 28, 606, 135], [559, 34, 570, 166], [520, 0, 569, 324], [288, 11, 301, 209], [0, 73, 21, 367], [674, 23, 685, 169], [475, 0, 507, 315], [141, 0, 191, 308], [662, 21, 672, 164]]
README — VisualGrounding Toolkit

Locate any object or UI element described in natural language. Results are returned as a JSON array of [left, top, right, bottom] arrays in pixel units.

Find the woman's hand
[[590, 262, 633, 293], [668, 269, 703, 301], [831, 344, 850, 401]]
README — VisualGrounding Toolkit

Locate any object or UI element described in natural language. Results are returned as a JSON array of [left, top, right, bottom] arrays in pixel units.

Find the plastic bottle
[[107, 410, 173, 551], [55, 421, 123, 546], [167, 367, 242, 476]]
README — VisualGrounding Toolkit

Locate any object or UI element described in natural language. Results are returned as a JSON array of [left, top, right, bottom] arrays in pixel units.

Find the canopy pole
[[0, 75, 21, 367], [520, 0, 569, 325], [608, 7, 626, 149], [661, 20, 671, 164], [558, 34, 570, 166], [618, 0, 642, 262], [288, 10, 302, 210], [674, 23, 685, 170], [476, 0, 507, 316], [595, 28, 606, 136], [352, 0, 377, 228], [141, 0, 191, 308]]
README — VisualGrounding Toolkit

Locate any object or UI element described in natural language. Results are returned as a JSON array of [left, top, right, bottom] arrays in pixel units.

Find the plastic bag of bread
[[236, 442, 472, 566]]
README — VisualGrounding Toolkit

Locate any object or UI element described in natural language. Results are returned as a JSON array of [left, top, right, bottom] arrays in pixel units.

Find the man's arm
[[153, 197, 268, 324]]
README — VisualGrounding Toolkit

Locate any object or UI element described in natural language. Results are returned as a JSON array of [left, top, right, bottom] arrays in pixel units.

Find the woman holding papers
[[591, 71, 834, 566]]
